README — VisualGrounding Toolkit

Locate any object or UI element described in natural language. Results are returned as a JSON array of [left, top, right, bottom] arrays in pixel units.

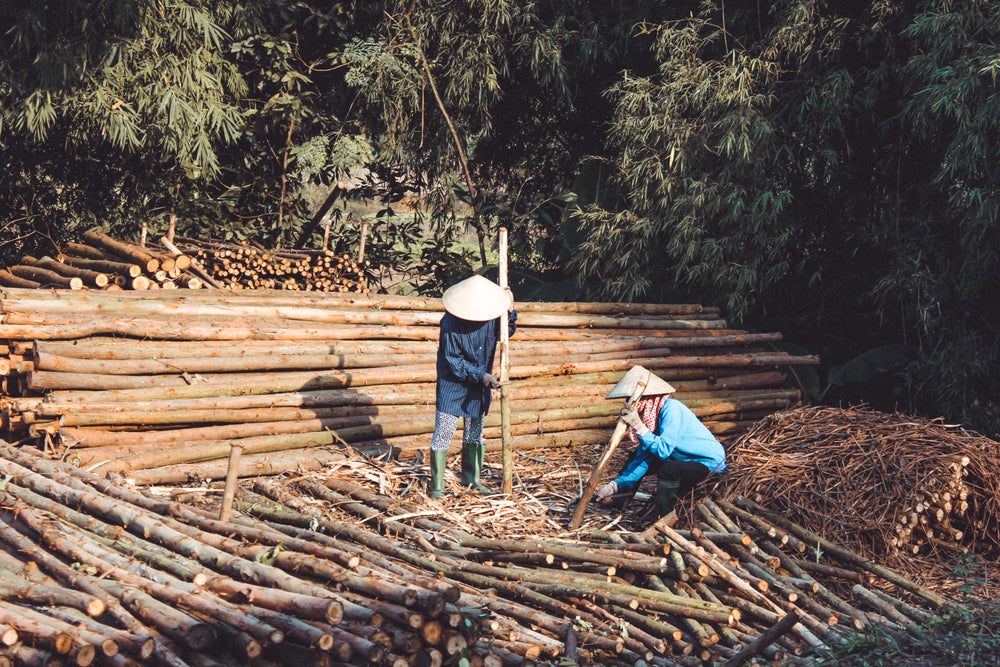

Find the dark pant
[[654, 460, 711, 517], [655, 459, 711, 495], [617, 455, 711, 517]]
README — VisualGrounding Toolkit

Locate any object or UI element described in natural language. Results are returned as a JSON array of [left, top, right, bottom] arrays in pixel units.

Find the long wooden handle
[[498, 227, 512, 494], [568, 379, 648, 530]]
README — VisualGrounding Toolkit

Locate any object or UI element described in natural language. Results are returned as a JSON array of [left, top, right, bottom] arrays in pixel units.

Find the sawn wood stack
[[0, 286, 817, 484]]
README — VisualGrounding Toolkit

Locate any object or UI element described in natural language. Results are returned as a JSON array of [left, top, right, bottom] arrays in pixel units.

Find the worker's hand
[[595, 481, 618, 503], [482, 373, 501, 389], [620, 407, 645, 432]]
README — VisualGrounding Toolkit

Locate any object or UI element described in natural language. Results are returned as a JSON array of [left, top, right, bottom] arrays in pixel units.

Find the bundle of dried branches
[[711, 405, 1000, 572]]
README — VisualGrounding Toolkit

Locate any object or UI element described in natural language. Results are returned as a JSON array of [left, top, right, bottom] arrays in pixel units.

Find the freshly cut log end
[[99, 637, 119, 657], [86, 598, 106, 617], [0, 626, 17, 647], [325, 600, 345, 625], [54, 632, 75, 654], [74, 643, 98, 666]]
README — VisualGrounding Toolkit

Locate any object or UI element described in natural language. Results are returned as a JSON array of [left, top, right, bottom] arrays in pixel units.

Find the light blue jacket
[[614, 398, 726, 489]]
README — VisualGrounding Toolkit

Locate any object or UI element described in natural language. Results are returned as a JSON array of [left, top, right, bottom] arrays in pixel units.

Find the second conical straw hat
[[606, 365, 676, 399], [441, 275, 513, 321]]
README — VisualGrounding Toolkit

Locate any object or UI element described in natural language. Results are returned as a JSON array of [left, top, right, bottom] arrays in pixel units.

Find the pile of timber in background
[[0, 231, 206, 291], [0, 442, 950, 667], [176, 236, 370, 292], [0, 287, 818, 484], [0, 232, 369, 294]]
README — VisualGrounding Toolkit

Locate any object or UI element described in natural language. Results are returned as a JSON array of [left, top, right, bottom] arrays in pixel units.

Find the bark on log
[[57, 255, 143, 278], [8, 266, 82, 290], [0, 269, 42, 289], [22, 258, 108, 288], [734, 497, 949, 608], [82, 231, 159, 272], [720, 611, 799, 667], [0, 582, 105, 618]]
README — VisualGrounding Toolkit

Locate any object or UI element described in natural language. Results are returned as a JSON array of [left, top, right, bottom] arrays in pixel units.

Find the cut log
[[9, 266, 82, 289], [83, 231, 159, 272]]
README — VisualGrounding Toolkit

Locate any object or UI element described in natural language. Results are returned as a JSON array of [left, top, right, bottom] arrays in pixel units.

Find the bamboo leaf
[[826, 345, 911, 388]]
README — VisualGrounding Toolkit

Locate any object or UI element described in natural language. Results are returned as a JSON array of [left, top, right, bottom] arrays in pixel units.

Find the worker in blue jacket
[[428, 275, 516, 498], [595, 366, 726, 519]]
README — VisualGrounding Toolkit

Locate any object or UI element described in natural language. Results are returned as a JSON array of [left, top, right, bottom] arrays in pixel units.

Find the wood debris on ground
[[0, 437, 955, 667]]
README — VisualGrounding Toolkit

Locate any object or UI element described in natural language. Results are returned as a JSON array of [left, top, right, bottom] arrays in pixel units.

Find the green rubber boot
[[429, 449, 448, 499], [655, 478, 680, 518], [461, 441, 493, 494]]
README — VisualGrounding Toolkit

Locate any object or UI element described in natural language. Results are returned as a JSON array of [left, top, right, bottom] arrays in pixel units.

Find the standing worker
[[428, 275, 517, 498], [594, 367, 726, 520]]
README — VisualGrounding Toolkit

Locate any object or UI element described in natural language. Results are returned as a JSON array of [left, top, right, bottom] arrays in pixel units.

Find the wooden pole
[[219, 444, 244, 522], [719, 611, 799, 667], [498, 227, 513, 494], [568, 370, 650, 530], [358, 220, 369, 265]]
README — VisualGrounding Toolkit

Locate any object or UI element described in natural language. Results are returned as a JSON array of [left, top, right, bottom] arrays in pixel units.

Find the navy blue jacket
[[435, 310, 517, 418]]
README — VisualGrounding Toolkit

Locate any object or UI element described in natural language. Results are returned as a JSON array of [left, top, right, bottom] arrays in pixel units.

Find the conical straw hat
[[442, 275, 513, 321], [606, 365, 676, 399]]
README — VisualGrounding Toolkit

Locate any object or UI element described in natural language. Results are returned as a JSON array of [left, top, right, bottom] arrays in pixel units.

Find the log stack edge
[[0, 286, 818, 483]]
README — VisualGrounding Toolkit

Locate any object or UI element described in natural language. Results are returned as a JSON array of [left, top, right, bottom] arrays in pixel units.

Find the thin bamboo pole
[[498, 227, 513, 494]]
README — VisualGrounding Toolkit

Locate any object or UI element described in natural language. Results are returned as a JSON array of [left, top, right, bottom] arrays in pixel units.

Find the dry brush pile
[[0, 286, 817, 484], [0, 442, 952, 667], [712, 405, 1000, 587]]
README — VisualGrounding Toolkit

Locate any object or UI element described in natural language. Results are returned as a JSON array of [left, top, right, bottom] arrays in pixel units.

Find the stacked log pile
[[176, 237, 370, 292], [0, 442, 949, 667], [0, 232, 207, 292], [0, 233, 369, 293], [712, 405, 1000, 568], [0, 287, 817, 483]]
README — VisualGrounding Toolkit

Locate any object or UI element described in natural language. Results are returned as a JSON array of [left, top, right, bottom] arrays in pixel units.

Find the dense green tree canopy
[[2, 0, 998, 435], [568, 0, 1000, 434]]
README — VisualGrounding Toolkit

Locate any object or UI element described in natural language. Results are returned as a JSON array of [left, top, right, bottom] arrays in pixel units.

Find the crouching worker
[[428, 275, 517, 499], [595, 367, 726, 520]]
